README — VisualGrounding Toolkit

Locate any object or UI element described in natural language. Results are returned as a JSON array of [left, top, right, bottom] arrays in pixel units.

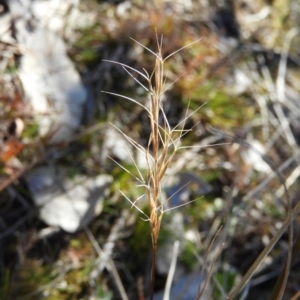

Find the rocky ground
[[0, 0, 300, 299]]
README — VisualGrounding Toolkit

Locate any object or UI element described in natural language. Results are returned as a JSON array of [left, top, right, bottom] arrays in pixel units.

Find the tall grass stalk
[[103, 34, 201, 299]]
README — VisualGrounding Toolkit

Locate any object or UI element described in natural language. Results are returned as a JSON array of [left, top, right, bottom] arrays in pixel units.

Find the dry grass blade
[[269, 225, 292, 300], [102, 59, 149, 81], [208, 126, 294, 299], [109, 123, 152, 161], [108, 156, 144, 184], [197, 226, 223, 300], [228, 200, 300, 299], [163, 38, 203, 61], [270, 229, 300, 300], [268, 30, 300, 298], [243, 151, 300, 202], [121, 66, 149, 91], [85, 228, 129, 300], [162, 196, 202, 213], [163, 240, 180, 300], [276, 28, 300, 103], [290, 290, 300, 300], [102, 91, 151, 114], [290, 231, 300, 266], [119, 190, 149, 220], [130, 37, 161, 60]]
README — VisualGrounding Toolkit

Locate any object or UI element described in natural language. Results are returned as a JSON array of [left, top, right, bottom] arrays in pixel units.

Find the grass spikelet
[[103, 32, 202, 299]]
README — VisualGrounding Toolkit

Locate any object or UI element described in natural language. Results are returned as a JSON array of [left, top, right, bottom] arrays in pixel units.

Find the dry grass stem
[[103, 34, 202, 299], [163, 240, 180, 300], [197, 225, 223, 300]]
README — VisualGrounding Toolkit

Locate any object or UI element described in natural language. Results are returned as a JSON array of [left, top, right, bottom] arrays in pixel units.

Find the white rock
[[18, 27, 87, 143], [101, 126, 134, 163], [242, 139, 271, 173], [9, 0, 87, 144], [32, 0, 96, 38], [25, 167, 113, 232], [0, 12, 14, 44]]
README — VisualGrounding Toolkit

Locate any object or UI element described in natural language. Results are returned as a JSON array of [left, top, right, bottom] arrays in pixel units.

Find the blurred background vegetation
[[1, 0, 300, 299]]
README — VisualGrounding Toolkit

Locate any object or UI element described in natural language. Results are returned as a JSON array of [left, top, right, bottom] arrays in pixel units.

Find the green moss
[[70, 238, 81, 249], [213, 269, 239, 298], [181, 241, 197, 271], [65, 167, 80, 180], [183, 80, 254, 128], [183, 196, 217, 221], [157, 215, 175, 247], [94, 284, 113, 300], [129, 207, 173, 265], [0, 269, 10, 300], [129, 209, 152, 261], [22, 121, 39, 139], [9, 260, 53, 297]]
